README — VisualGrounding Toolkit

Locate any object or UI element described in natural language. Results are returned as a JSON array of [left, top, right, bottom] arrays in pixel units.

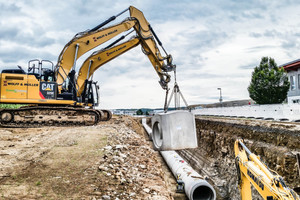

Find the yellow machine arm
[[128, 6, 174, 77], [76, 35, 172, 95], [55, 6, 174, 92], [76, 37, 140, 95], [55, 16, 135, 86], [234, 139, 299, 200]]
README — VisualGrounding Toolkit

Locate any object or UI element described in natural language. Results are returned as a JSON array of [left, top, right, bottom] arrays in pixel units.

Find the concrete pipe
[[160, 151, 216, 200], [142, 118, 152, 140], [142, 121, 216, 200]]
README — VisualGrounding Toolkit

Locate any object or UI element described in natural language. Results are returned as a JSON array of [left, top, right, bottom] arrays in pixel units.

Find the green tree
[[136, 109, 143, 115], [248, 57, 290, 104]]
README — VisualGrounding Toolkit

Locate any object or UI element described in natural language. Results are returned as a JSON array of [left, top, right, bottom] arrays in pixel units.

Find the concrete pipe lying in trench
[[160, 151, 216, 200], [142, 118, 216, 200]]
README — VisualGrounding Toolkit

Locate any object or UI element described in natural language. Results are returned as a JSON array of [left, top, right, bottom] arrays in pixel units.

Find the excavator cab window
[[28, 59, 55, 81], [28, 60, 41, 79], [41, 69, 54, 82]]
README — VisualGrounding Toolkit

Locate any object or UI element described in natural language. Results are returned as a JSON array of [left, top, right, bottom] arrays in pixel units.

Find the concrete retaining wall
[[193, 104, 300, 121]]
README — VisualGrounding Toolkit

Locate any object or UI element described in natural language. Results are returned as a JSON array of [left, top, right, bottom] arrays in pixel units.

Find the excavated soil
[[2, 114, 298, 200], [0, 116, 182, 200], [177, 116, 300, 199]]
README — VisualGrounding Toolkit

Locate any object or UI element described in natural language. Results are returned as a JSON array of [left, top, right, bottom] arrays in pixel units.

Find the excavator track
[[0, 106, 112, 128]]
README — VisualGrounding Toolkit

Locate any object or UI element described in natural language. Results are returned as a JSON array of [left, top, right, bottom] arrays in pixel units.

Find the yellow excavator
[[0, 6, 175, 127], [234, 139, 300, 200]]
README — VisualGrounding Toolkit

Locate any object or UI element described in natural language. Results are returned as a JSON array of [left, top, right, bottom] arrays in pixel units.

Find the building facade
[[282, 59, 300, 104]]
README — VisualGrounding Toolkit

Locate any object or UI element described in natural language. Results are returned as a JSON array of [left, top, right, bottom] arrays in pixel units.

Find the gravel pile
[[96, 118, 172, 200]]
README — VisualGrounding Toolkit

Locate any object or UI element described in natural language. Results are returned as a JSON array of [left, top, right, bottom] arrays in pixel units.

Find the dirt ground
[[0, 116, 182, 200]]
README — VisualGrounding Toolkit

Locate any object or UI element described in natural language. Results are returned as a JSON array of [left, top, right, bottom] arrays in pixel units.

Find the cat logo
[[41, 83, 54, 91]]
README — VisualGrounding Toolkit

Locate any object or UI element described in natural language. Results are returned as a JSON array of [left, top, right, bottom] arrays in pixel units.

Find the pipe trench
[[142, 118, 216, 200]]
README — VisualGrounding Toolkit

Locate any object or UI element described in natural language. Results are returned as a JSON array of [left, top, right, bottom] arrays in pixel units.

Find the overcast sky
[[1, 0, 300, 109]]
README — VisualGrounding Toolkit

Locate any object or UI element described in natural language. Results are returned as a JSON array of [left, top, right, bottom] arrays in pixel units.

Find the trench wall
[[177, 117, 300, 199]]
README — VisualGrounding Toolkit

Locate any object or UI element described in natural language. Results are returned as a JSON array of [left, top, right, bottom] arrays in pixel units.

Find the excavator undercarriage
[[0, 106, 112, 128]]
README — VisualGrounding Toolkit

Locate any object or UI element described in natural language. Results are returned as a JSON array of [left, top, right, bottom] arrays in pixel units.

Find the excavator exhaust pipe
[[151, 110, 198, 150]]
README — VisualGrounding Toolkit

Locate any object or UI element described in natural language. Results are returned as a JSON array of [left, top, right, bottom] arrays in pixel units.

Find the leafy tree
[[136, 109, 143, 115], [248, 57, 290, 104]]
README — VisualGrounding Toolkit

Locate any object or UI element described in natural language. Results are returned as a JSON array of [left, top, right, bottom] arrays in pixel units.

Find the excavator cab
[[26, 59, 57, 100], [28, 59, 55, 81], [0, 59, 57, 101]]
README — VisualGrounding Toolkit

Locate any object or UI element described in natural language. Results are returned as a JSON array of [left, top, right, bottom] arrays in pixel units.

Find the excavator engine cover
[[151, 110, 198, 151]]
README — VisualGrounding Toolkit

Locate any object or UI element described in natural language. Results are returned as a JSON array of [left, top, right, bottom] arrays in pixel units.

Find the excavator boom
[[77, 33, 173, 95], [77, 37, 141, 95], [56, 6, 174, 93], [55, 20, 136, 87]]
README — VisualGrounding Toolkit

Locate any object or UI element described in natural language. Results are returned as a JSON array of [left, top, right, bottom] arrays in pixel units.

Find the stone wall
[[177, 117, 300, 199]]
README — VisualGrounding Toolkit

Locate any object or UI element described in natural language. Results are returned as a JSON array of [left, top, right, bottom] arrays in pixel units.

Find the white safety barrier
[[192, 104, 300, 122]]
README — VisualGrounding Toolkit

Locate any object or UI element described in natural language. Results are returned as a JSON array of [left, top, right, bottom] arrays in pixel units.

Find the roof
[[281, 58, 300, 71]]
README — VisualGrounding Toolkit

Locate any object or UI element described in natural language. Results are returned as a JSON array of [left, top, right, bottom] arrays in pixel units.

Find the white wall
[[193, 104, 300, 122]]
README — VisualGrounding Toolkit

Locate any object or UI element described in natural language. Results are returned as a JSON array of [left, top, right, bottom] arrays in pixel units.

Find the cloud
[[0, 2, 22, 17], [239, 63, 257, 70], [1, 1, 300, 108]]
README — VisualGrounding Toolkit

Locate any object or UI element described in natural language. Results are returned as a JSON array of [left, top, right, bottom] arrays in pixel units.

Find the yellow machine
[[0, 6, 175, 127], [234, 139, 300, 200]]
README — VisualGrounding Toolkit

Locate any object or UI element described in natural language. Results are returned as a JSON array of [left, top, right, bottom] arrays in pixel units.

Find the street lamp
[[217, 88, 222, 105]]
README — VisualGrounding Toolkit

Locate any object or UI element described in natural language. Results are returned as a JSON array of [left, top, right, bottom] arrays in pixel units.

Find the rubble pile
[[0, 116, 174, 199], [96, 117, 172, 200]]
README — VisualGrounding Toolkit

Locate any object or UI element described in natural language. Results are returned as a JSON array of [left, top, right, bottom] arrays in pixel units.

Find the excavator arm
[[129, 6, 174, 73], [55, 19, 136, 87], [76, 35, 172, 96], [234, 139, 299, 200], [77, 37, 141, 95], [55, 6, 174, 93]]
